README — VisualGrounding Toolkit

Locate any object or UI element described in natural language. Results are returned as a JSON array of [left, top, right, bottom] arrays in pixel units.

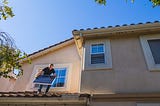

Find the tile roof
[[0, 91, 60, 97], [0, 91, 90, 98], [72, 21, 160, 32]]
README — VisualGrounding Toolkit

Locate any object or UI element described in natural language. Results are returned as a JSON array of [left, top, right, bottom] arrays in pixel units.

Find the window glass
[[98, 44, 104, 53], [51, 68, 67, 87], [91, 43, 105, 64], [92, 46, 97, 53], [91, 44, 104, 54], [148, 39, 160, 64]]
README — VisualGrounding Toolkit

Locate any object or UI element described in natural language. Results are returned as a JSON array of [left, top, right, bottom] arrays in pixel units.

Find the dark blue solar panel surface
[[33, 75, 55, 85]]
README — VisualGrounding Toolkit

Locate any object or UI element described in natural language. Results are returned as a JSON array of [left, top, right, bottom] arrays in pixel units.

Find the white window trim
[[84, 39, 112, 71], [51, 67, 67, 89], [26, 63, 72, 92], [140, 34, 160, 71], [90, 43, 106, 64]]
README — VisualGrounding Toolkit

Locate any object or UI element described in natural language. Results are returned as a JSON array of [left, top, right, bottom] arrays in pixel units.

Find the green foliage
[[0, 32, 31, 79], [95, 0, 106, 5], [150, 0, 160, 6], [0, 45, 30, 78], [95, 0, 160, 6], [0, 0, 14, 20]]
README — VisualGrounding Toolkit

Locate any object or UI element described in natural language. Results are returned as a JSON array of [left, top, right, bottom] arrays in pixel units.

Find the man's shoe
[[37, 91, 41, 94], [54, 92, 60, 96]]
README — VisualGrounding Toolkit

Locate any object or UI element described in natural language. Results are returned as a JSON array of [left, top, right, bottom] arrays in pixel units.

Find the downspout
[[80, 32, 85, 71], [78, 31, 83, 93]]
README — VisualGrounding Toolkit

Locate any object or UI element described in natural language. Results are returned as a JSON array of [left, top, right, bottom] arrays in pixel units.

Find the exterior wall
[[90, 102, 135, 106], [0, 77, 16, 92], [0, 43, 81, 93], [81, 35, 160, 94]]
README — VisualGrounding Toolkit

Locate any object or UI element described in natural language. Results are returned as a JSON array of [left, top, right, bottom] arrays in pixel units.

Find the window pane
[[98, 44, 104, 52], [52, 78, 65, 87], [59, 69, 66, 77], [91, 53, 105, 64], [148, 39, 160, 64], [91, 44, 104, 53], [92, 46, 97, 53], [51, 68, 66, 87]]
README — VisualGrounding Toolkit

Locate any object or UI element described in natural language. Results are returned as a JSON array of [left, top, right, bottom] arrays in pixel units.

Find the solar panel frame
[[33, 75, 56, 85]]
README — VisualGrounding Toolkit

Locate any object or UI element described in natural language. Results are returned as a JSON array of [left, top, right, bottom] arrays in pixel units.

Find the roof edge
[[22, 37, 74, 62], [72, 21, 160, 35]]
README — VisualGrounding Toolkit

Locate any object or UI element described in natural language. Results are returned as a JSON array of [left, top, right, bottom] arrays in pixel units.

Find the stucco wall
[[1, 43, 81, 93], [0, 77, 16, 92], [81, 35, 160, 94], [90, 102, 135, 106]]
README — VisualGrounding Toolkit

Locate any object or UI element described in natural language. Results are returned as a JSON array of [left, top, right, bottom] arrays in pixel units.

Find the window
[[140, 34, 160, 71], [91, 43, 105, 64], [51, 68, 67, 88], [84, 39, 112, 71], [148, 39, 160, 64], [27, 63, 71, 91], [34, 68, 67, 88]]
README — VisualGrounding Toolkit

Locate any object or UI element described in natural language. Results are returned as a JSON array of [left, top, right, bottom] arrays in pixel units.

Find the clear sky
[[0, 0, 160, 54]]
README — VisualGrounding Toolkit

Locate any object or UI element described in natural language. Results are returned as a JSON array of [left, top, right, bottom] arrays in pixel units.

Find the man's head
[[49, 64, 54, 70]]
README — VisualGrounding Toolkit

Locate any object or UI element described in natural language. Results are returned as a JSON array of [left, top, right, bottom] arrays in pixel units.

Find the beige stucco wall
[[0, 77, 16, 92], [90, 102, 136, 106], [0, 42, 81, 93], [81, 35, 160, 94]]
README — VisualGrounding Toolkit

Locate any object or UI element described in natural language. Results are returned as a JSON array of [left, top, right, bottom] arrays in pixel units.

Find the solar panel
[[33, 75, 56, 85]]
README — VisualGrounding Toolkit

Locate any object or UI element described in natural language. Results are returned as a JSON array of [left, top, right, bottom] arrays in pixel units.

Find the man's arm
[[35, 69, 43, 78], [52, 69, 56, 77]]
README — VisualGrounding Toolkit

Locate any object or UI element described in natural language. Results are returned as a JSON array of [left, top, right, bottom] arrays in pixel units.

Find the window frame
[[90, 43, 106, 64], [27, 63, 71, 92], [83, 39, 112, 71], [51, 67, 68, 88], [140, 34, 160, 71]]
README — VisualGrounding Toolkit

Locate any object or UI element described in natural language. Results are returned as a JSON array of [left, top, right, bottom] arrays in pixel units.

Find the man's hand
[[53, 73, 56, 77], [35, 69, 42, 78]]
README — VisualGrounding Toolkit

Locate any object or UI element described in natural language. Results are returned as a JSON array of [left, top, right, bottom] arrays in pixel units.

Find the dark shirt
[[42, 67, 55, 76]]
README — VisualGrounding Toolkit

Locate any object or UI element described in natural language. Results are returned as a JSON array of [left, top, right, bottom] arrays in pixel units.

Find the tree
[[0, 0, 29, 79], [0, 0, 14, 20], [0, 0, 30, 79], [95, 0, 160, 6], [0, 32, 30, 79]]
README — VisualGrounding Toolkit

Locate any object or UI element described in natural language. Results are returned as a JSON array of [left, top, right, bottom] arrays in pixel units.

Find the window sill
[[148, 64, 160, 72], [83, 66, 112, 71]]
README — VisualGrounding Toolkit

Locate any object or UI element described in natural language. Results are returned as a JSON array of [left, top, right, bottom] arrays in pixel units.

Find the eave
[[0, 92, 90, 105], [72, 22, 160, 57], [0, 97, 87, 105]]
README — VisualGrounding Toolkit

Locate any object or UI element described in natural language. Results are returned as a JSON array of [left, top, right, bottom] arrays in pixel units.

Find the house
[[0, 21, 160, 106]]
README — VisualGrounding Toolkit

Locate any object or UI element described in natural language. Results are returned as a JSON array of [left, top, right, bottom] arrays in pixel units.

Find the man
[[36, 64, 56, 94]]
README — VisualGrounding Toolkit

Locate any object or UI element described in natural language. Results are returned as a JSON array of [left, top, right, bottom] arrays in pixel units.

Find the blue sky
[[0, 0, 160, 54]]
